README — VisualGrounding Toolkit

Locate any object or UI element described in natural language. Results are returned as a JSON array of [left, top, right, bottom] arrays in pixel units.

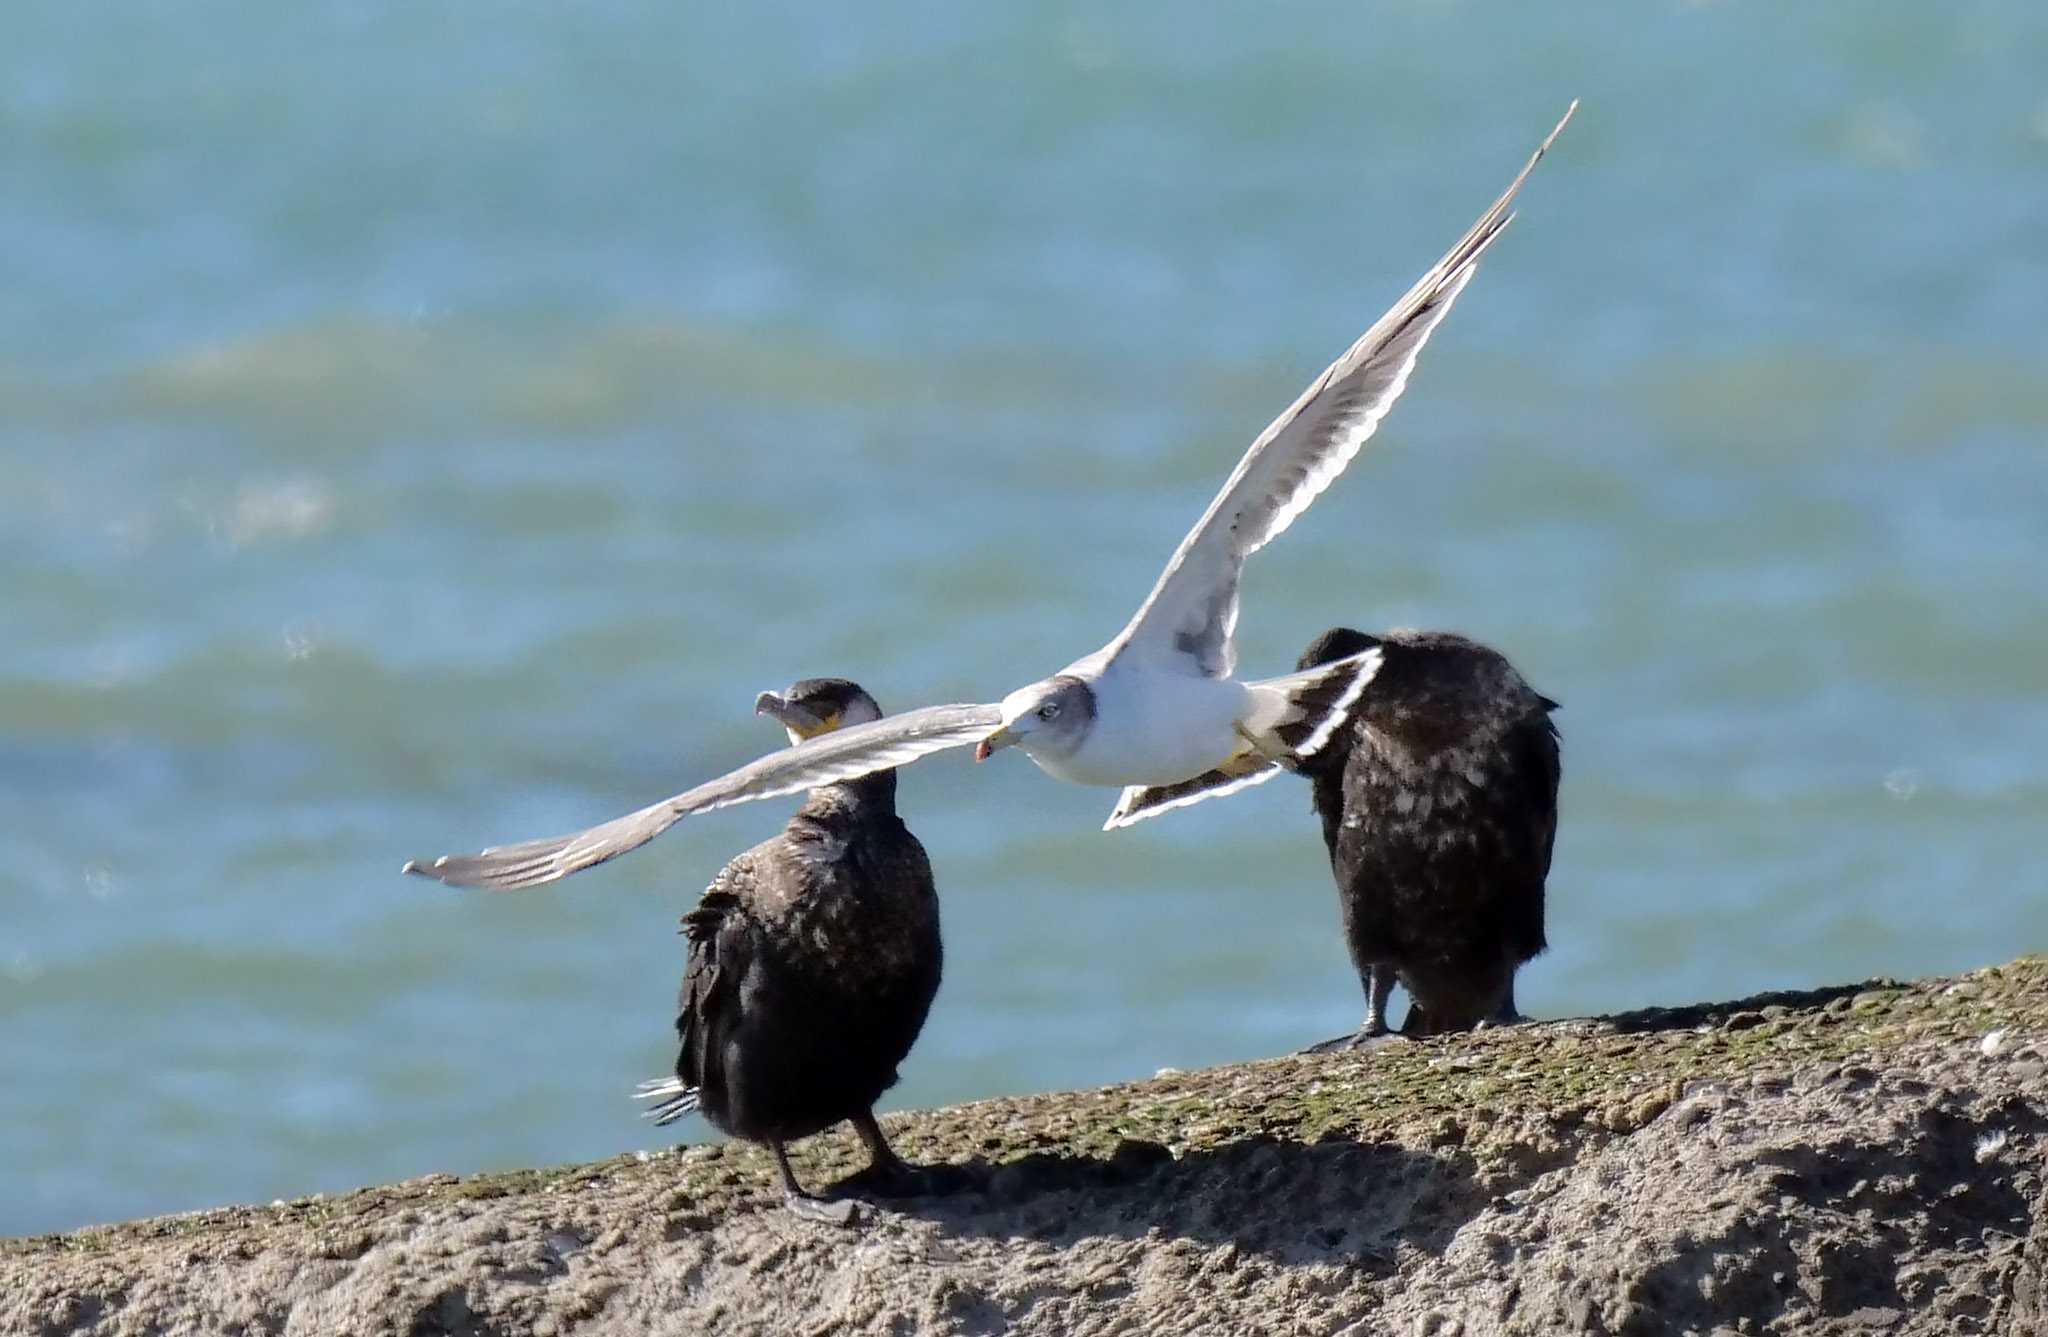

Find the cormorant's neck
[[809, 766, 898, 816]]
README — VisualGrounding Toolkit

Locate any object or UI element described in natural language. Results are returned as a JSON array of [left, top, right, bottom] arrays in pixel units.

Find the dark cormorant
[[635, 678, 943, 1223], [1293, 628, 1560, 1046]]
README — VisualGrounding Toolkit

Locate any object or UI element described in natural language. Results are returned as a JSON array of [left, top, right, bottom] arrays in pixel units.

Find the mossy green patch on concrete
[[6, 956, 2044, 1265]]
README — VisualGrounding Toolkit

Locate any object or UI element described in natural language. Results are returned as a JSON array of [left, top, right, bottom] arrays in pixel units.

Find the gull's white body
[[404, 104, 1576, 892], [1021, 664, 1250, 787]]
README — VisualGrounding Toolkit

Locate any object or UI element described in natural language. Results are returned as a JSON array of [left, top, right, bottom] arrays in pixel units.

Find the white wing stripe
[[1253, 265, 1476, 551], [1288, 647, 1383, 761], [1100, 762, 1287, 831], [1105, 103, 1575, 680]]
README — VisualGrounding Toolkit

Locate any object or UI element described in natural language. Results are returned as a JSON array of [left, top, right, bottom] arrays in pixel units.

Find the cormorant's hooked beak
[[756, 691, 834, 741], [973, 725, 1017, 763]]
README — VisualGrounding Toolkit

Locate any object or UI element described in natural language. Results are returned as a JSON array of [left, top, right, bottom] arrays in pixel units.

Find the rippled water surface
[[5, 2, 2046, 1235]]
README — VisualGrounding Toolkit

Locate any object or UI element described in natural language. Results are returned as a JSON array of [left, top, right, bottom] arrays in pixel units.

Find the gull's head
[[975, 675, 1095, 763], [755, 677, 883, 746]]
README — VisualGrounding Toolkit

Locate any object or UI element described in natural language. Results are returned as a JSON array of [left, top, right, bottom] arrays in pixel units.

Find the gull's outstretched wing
[[1104, 103, 1576, 679], [403, 702, 1002, 891], [1103, 752, 1288, 830]]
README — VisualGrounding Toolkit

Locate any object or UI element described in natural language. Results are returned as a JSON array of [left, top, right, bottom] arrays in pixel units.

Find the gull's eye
[[1037, 701, 1061, 722]]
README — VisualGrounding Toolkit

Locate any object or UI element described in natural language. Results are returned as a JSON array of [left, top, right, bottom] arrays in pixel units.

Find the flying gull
[[405, 102, 1576, 892]]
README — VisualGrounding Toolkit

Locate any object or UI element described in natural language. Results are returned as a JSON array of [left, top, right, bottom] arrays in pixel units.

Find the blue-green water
[[5, 2, 2046, 1237]]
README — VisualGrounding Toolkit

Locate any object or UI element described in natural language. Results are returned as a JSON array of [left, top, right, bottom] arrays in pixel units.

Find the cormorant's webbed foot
[[1300, 1026, 1405, 1055], [772, 1140, 861, 1227], [1302, 966, 1402, 1053], [783, 1191, 861, 1225]]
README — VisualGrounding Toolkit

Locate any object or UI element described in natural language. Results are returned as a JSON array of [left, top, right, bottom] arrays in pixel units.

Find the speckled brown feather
[[1297, 628, 1560, 1035], [669, 765, 942, 1148]]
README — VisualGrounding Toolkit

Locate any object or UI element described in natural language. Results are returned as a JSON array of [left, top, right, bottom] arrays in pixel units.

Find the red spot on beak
[[973, 740, 993, 763]]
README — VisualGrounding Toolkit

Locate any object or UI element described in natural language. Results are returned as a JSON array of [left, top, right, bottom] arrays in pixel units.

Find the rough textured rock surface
[[8, 958, 2047, 1336]]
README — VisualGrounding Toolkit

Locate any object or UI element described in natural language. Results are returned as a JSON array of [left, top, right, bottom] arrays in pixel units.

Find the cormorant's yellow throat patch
[[792, 710, 841, 740]]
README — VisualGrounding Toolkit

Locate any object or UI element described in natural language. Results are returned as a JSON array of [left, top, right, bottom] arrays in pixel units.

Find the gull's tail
[[1103, 647, 1383, 829], [633, 1076, 700, 1127]]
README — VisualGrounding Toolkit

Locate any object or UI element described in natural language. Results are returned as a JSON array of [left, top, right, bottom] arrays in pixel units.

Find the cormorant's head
[[1298, 627, 1382, 673], [974, 674, 1095, 763], [755, 678, 883, 745]]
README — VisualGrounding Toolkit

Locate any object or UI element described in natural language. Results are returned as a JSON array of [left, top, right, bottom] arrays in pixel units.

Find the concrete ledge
[[9, 958, 2047, 1335]]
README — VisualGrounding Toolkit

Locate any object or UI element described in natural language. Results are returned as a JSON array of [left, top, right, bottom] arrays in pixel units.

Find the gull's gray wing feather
[[403, 702, 1003, 891], [1105, 102, 1576, 679]]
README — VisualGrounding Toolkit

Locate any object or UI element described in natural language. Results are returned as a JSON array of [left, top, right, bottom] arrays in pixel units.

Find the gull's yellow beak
[[973, 725, 1016, 763], [756, 692, 838, 741]]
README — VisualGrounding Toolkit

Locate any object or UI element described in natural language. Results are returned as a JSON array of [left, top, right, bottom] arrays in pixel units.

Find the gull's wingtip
[[1101, 802, 1146, 831], [1543, 100, 1578, 153]]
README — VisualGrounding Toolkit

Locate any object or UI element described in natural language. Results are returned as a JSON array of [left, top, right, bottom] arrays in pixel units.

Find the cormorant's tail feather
[[633, 1076, 701, 1126]]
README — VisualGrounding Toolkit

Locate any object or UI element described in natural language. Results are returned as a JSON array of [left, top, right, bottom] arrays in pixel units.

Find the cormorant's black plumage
[[1294, 629, 1560, 1045], [638, 679, 942, 1221]]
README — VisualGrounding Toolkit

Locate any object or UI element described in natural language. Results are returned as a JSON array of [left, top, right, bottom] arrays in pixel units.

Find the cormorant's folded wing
[[403, 702, 1003, 891], [1104, 102, 1576, 681]]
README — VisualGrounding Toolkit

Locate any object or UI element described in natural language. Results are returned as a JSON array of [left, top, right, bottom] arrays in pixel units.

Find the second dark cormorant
[[636, 678, 943, 1223], [1294, 628, 1561, 1046]]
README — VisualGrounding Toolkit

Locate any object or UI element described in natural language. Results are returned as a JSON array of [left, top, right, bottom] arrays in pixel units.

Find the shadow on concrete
[[1595, 979, 1880, 1035], [825, 1129, 1488, 1275]]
